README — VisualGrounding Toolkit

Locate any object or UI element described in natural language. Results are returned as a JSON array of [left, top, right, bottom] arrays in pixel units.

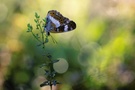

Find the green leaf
[[52, 60, 59, 63], [43, 18, 46, 23], [27, 23, 33, 32], [47, 53, 52, 59], [34, 19, 38, 23], [36, 25, 39, 29], [35, 12, 40, 18], [51, 80, 61, 86], [40, 81, 50, 87]]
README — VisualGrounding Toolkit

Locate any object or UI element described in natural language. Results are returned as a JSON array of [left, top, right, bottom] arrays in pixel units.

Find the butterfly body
[[45, 10, 76, 35]]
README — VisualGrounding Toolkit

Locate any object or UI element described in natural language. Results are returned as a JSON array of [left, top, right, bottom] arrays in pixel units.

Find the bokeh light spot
[[78, 42, 101, 66], [53, 58, 69, 74], [0, 3, 8, 23]]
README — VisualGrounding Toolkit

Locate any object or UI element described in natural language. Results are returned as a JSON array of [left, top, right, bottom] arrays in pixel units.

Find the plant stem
[[38, 20, 46, 48], [31, 31, 42, 43]]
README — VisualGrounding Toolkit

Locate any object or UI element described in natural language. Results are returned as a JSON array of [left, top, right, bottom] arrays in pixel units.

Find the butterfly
[[44, 10, 76, 36]]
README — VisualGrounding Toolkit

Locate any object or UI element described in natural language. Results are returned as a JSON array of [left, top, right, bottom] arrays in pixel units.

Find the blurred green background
[[1, 0, 135, 90]]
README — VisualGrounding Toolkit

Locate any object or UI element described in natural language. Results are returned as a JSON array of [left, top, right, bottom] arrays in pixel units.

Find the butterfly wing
[[44, 10, 76, 34], [50, 20, 76, 33]]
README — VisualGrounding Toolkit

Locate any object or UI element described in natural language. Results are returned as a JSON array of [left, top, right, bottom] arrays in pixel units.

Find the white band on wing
[[49, 16, 60, 27], [64, 25, 68, 32]]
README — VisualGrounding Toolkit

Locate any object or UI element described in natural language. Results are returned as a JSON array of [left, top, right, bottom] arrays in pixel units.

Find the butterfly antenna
[[50, 35, 57, 44]]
